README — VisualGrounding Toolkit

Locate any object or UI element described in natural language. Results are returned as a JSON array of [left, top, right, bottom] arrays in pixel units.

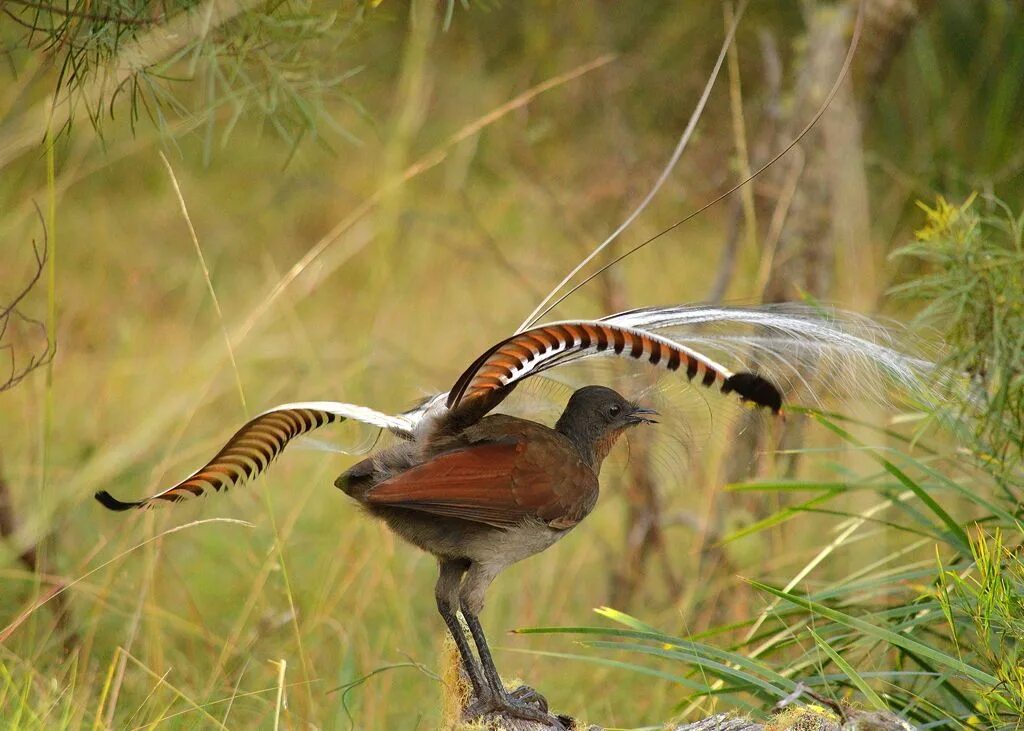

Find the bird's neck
[[556, 419, 616, 474]]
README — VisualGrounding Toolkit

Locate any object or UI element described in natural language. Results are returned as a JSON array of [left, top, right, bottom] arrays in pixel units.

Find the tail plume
[[95, 402, 414, 511]]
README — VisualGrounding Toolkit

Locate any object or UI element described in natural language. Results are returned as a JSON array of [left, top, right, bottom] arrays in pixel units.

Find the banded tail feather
[[446, 320, 783, 415], [94, 402, 415, 511]]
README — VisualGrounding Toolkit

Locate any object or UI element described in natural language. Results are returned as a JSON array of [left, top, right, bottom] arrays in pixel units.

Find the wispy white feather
[[599, 304, 939, 405]]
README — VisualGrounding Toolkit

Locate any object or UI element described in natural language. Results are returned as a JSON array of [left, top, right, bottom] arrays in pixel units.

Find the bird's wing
[[94, 402, 416, 511], [363, 438, 594, 530], [446, 319, 781, 417]]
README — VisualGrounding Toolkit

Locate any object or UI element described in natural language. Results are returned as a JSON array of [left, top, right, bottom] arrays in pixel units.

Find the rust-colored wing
[[363, 438, 596, 530]]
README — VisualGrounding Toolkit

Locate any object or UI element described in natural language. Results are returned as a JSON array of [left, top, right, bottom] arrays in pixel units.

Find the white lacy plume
[[600, 304, 941, 406]]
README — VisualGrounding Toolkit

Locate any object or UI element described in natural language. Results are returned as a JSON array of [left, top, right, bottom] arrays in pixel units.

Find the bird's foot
[[509, 684, 549, 713], [463, 688, 565, 728]]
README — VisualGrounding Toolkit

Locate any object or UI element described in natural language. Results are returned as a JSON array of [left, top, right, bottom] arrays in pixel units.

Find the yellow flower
[[914, 192, 978, 242]]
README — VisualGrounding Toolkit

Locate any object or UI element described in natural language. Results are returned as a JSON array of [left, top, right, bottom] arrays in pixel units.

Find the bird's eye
[[608, 404, 621, 419]]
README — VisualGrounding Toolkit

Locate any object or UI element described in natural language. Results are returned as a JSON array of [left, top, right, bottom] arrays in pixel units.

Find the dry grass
[[1, 3, 1021, 729]]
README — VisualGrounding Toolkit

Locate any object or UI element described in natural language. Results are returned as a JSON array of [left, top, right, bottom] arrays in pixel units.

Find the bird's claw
[[509, 684, 549, 713], [463, 688, 565, 729]]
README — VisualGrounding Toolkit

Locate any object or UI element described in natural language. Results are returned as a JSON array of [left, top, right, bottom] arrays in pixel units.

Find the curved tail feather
[[446, 320, 782, 415], [94, 402, 415, 511]]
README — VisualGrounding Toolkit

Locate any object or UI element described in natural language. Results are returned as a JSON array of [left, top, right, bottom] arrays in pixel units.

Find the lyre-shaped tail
[[95, 402, 415, 511]]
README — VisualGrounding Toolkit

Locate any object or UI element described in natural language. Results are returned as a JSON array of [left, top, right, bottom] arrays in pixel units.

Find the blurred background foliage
[[1, 0, 1023, 728]]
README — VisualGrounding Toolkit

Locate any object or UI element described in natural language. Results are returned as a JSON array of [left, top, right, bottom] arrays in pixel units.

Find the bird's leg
[[461, 608, 549, 713], [435, 559, 486, 700], [459, 563, 559, 727], [460, 609, 505, 694]]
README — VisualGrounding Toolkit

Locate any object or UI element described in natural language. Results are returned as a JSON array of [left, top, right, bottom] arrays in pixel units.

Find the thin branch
[[2, 5, 44, 30], [1, 211, 55, 393], [0, 207, 46, 321]]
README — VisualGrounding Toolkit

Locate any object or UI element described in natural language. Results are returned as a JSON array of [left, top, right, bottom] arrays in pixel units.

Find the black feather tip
[[722, 372, 783, 414], [94, 490, 141, 512]]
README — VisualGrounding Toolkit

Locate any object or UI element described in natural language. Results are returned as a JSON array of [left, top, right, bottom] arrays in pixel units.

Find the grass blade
[[809, 628, 888, 711], [748, 580, 997, 687]]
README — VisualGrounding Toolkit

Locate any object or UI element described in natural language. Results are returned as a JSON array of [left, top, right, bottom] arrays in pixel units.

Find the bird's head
[[555, 385, 657, 471]]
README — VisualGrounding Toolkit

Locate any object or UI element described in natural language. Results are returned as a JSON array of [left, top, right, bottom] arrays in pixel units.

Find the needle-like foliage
[[2, 0, 373, 147], [890, 195, 1024, 469]]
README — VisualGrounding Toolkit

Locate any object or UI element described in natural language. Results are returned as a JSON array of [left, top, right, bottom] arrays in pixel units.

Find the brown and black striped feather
[[447, 320, 780, 417], [95, 402, 414, 511]]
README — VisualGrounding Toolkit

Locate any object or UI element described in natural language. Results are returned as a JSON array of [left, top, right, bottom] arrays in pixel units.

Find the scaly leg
[[434, 559, 486, 699], [461, 602, 560, 728]]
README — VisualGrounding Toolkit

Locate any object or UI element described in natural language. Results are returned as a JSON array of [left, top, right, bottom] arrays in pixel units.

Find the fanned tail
[[95, 402, 414, 511], [98, 305, 933, 512]]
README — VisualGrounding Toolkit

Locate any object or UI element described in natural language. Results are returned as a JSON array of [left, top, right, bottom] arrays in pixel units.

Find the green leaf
[[506, 648, 729, 697], [582, 640, 793, 700], [515, 622, 798, 695], [593, 606, 664, 633], [723, 489, 842, 543]]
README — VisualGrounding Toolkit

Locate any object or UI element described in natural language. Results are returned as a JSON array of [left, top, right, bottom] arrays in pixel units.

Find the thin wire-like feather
[[94, 403, 415, 511]]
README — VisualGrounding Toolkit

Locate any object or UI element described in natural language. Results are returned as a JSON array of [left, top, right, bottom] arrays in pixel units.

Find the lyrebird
[[96, 305, 790, 725]]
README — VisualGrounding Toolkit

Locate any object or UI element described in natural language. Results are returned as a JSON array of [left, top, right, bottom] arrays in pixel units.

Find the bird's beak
[[626, 405, 659, 425]]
